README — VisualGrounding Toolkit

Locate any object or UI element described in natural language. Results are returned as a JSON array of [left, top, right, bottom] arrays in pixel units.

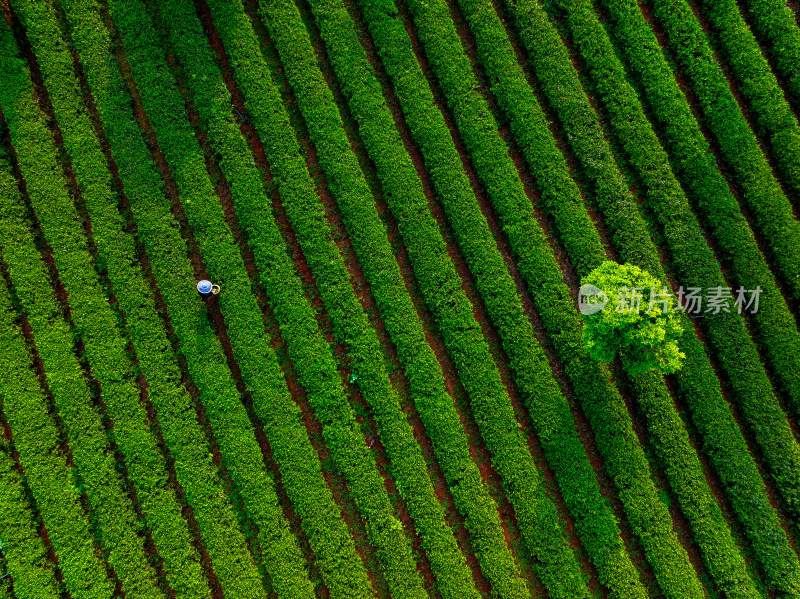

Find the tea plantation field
[[0, 0, 799, 596]]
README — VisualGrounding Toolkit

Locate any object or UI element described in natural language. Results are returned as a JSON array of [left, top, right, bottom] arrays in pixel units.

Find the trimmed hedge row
[[371, 0, 704, 597], [579, 0, 800, 591], [203, 1, 528, 596], [531, 1, 800, 594], [429, 1, 760, 597], [156, 0, 433, 595], [64, 1, 311, 596], [98, 0, 330, 595], [739, 0, 800, 111], [696, 0, 800, 208], [188, 1, 482, 598], [0, 22, 168, 599], [644, 0, 800, 299], [451, 3, 603, 278], [0, 251, 110, 599], [598, 0, 800, 417], [259, 0, 593, 596], [12, 2, 222, 597], [0, 436, 61, 599], [43, 1, 287, 596], [313, 0, 645, 598], [589, 0, 800, 548]]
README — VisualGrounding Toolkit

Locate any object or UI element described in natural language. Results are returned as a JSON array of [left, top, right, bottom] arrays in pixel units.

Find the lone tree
[[580, 261, 685, 375]]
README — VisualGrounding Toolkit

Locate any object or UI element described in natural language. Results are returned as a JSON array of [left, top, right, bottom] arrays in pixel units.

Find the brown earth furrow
[[0, 194, 125, 599], [2, 29, 168, 593], [388, 0, 548, 575], [491, 0, 624, 268], [733, 0, 800, 125], [332, 5, 518, 595], [465, 1, 732, 592], [546, 2, 788, 589], [299, 1, 539, 593], [58, 40, 217, 597], [89, 81, 232, 599], [404, 0, 650, 593], [136, 29, 344, 595], [644, 0, 800, 325], [246, 0, 538, 594], [4, 19, 239, 594], [637, 0, 800, 430], [193, 2, 429, 595], [611, 363, 714, 597], [333, 6, 508, 590], [591, 3, 800, 559], [665, 0, 800, 394], [635, 0, 800, 339], [249, 4, 454, 594], [651, 0, 800, 221]]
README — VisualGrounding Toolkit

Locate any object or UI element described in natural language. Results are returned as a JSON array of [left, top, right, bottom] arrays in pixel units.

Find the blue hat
[[197, 280, 213, 294]]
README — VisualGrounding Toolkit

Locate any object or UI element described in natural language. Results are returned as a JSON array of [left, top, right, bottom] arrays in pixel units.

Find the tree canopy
[[581, 261, 685, 375]]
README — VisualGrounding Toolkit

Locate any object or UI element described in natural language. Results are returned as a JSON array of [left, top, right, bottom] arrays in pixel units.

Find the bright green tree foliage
[[582, 262, 684, 375]]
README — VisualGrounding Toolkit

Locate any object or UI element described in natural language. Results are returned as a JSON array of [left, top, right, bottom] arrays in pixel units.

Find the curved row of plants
[[738, 0, 800, 111], [0, 436, 62, 599], [0, 310, 63, 599], [546, 0, 800, 592], [421, 0, 763, 595], [0, 22, 170, 599], [697, 0, 800, 208], [37, 1, 293, 596], [203, 0, 530, 596], [0, 265, 109, 599], [364, 0, 704, 597], [458, 7, 760, 597], [641, 0, 800, 299], [258, 0, 597, 596], [595, 0, 800, 417], [309, 0, 646, 597], [178, 1, 491, 597], [594, 0, 800, 542], [570, 0, 800, 590], [12, 2, 242, 597], [437, 1, 603, 278], [93, 0, 341, 594], [154, 0, 443, 595], [63, 1, 320, 596], [518, 0, 799, 588]]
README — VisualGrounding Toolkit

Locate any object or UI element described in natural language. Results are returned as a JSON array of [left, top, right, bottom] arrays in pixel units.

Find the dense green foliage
[[2, 0, 799, 596], [363, 1, 711, 597], [0, 264, 107, 599], [581, 262, 684, 375], [317, 1, 646, 597], [740, 0, 800, 123], [508, 0, 800, 592], [644, 0, 800, 299], [0, 22, 169, 599], [204, 1, 533, 596], [0, 435, 61, 599]]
